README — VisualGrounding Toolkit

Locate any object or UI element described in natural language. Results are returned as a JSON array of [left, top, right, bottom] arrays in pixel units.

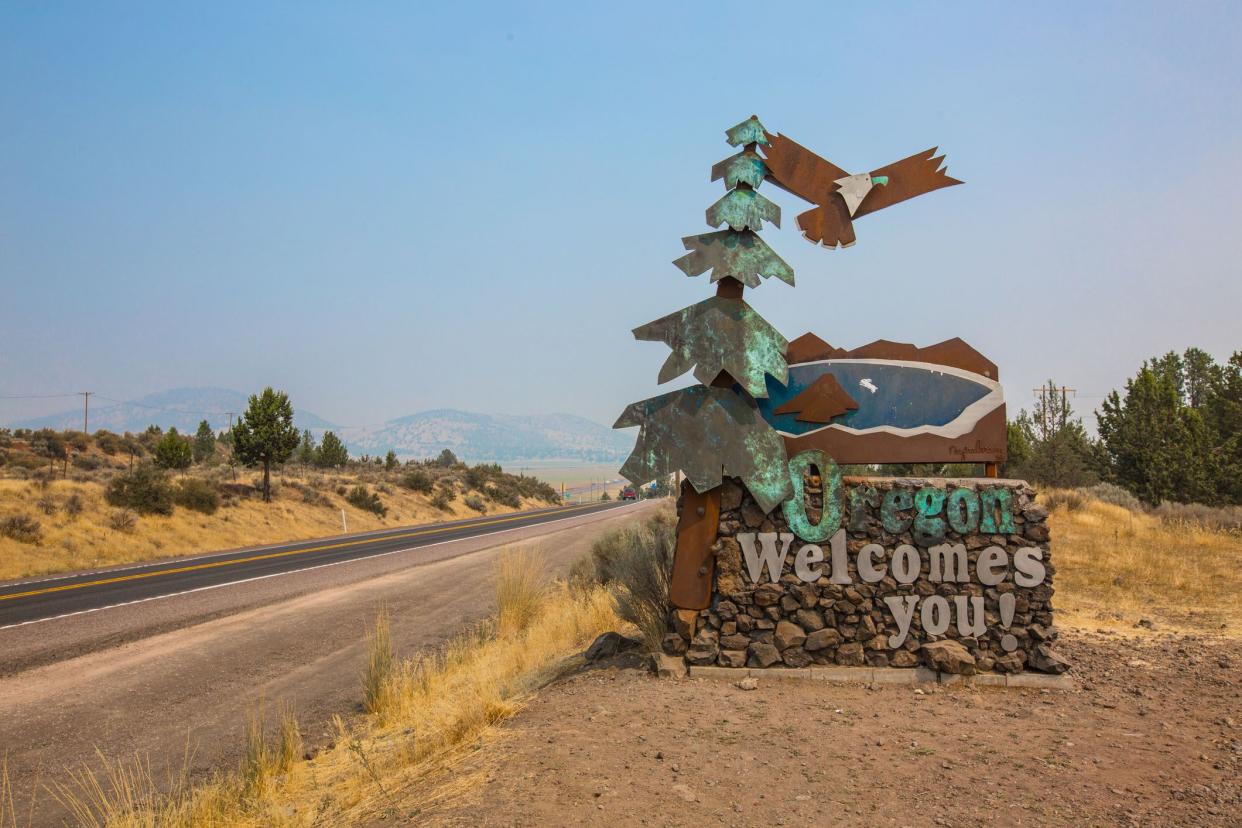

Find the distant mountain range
[[8, 388, 633, 464], [341, 409, 633, 463]]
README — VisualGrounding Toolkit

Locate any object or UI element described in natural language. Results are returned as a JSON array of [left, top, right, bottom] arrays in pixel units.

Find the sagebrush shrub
[[402, 468, 434, 493], [174, 479, 221, 515], [108, 509, 138, 532], [464, 494, 486, 513], [105, 464, 174, 515], [346, 485, 387, 518], [1081, 482, 1144, 513], [0, 514, 43, 544]]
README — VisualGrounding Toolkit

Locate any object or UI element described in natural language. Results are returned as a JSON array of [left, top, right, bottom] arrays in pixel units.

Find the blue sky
[[2, 1, 1239, 429]]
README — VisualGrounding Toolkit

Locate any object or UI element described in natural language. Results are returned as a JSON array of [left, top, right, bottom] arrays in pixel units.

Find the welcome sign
[[665, 469, 1064, 676]]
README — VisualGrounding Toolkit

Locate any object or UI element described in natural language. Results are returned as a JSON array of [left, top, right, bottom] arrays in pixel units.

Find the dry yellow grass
[[1047, 490, 1242, 636], [0, 473, 542, 582], [53, 554, 621, 826]]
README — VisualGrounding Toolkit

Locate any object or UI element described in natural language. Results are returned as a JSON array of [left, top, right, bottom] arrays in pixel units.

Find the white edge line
[[0, 502, 644, 631]]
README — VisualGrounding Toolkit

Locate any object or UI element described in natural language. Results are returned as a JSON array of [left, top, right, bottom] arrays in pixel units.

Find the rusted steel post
[[669, 480, 722, 611]]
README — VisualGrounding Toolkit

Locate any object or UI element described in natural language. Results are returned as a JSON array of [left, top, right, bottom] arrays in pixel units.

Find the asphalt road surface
[[0, 500, 628, 630], [0, 498, 656, 825]]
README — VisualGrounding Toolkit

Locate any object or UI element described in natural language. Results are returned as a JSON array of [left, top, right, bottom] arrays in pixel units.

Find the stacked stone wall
[[666, 476, 1066, 675]]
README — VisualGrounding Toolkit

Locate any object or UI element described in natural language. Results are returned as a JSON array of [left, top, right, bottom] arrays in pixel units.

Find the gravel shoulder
[[425, 629, 1242, 826]]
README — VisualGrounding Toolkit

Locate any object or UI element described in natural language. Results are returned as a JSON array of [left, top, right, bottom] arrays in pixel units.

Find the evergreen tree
[[297, 429, 317, 465], [192, 420, 216, 464], [1007, 381, 1099, 488], [153, 427, 193, 471], [1097, 364, 1216, 505], [232, 388, 301, 502], [316, 431, 349, 468], [384, 450, 398, 470]]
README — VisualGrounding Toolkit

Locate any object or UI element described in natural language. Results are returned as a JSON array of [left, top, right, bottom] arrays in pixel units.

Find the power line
[[0, 393, 81, 400]]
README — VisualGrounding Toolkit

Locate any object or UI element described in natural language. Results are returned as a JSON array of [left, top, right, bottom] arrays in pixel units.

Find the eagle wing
[[760, 132, 849, 203], [761, 132, 857, 247], [854, 148, 963, 218]]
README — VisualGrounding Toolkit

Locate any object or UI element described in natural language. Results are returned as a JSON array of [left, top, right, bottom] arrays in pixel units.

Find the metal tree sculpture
[[615, 116, 794, 610]]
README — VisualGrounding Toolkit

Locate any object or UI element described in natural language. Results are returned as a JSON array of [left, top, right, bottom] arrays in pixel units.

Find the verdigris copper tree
[[615, 117, 797, 609]]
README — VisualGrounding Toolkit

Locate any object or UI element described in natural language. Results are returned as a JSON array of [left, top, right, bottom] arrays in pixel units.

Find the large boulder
[[920, 640, 977, 675]]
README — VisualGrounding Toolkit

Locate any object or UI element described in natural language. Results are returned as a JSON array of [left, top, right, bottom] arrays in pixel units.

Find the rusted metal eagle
[[761, 132, 962, 249]]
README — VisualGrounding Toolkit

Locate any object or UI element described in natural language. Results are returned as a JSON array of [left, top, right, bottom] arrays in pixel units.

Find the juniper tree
[[232, 388, 301, 502], [193, 420, 216, 464], [316, 430, 349, 468], [153, 427, 193, 471]]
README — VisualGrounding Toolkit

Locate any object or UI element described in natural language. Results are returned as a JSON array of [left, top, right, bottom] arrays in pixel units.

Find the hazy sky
[[2, 1, 1239, 430]]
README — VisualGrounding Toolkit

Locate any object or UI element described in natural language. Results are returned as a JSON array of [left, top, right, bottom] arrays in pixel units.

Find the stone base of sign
[[684, 664, 1074, 690], [670, 475, 1071, 676]]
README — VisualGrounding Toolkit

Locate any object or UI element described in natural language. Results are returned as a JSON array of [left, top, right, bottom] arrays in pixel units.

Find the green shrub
[[0, 514, 43, 545], [153, 428, 193, 470], [346, 485, 387, 518], [463, 494, 486, 513], [485, 481, 521, 508], [174, 478, 221, 515], [105, 464, 174, 515], [94, 430, 121, 455], [430, 488, 454, 511], [402, 468, 434, 494]]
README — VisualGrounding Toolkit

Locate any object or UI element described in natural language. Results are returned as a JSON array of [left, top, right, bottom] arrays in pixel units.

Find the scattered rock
[[735, 677, 758, 691], [1028, 644, 1070, 674]]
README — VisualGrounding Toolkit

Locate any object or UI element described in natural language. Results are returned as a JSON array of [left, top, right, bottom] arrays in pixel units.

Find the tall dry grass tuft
[[577, 507, 676, 651], [495, 546, 546, 637], [362, 608, 396, 719], [2, 757, 16, 828], [1047, 488, 1242, 633], [276, 703, 302, 774]]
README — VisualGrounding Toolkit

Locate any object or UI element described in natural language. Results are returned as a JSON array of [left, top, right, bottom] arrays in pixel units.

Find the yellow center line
[[0, 502, 610, 603]]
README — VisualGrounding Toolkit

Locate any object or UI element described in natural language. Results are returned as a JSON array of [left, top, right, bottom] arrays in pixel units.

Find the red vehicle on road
[[620, 486, 637, 501]]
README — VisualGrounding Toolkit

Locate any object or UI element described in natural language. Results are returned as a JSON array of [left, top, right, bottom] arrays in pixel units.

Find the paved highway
[[0, 499, 629, 630]]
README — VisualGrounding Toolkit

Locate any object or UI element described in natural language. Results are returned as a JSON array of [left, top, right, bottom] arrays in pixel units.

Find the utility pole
[[80, 391, 93, 433]]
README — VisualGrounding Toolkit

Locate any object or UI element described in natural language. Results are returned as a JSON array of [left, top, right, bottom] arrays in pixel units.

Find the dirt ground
[[425, 629, 1242, 827]]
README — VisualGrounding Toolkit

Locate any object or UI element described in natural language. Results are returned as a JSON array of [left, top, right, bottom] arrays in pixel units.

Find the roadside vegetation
[[33, 493, 1242, 824], [0, 388, 559, 581], [1043, 483, 1242, 635], [52, 545, 624, 826]]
